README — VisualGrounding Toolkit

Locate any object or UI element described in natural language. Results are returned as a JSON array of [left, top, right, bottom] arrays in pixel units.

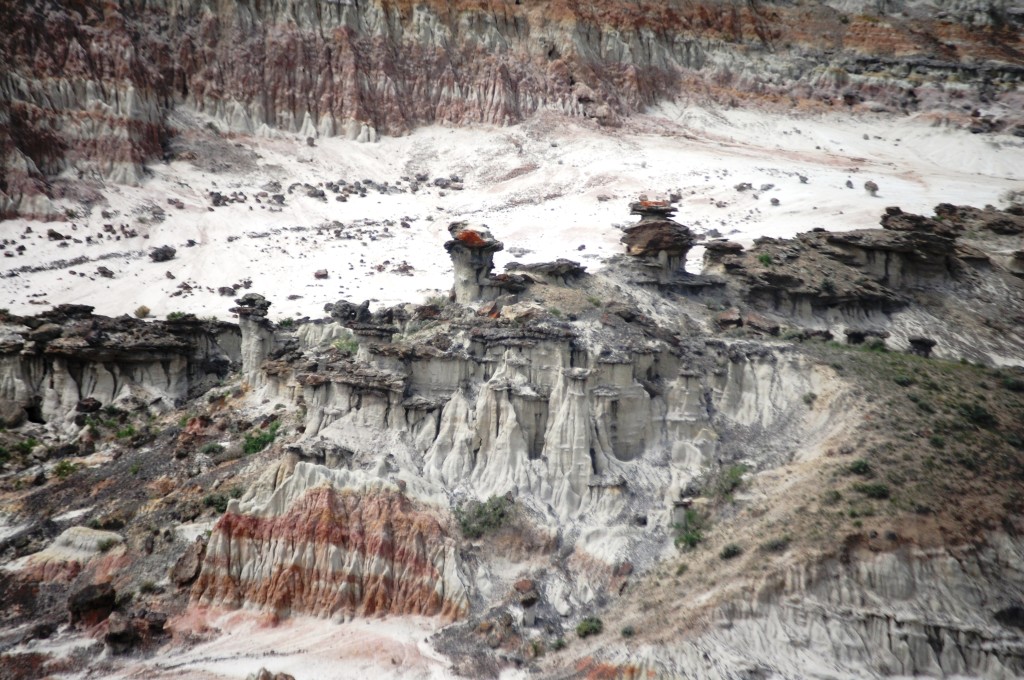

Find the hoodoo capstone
[[622, 200, 697, 284]]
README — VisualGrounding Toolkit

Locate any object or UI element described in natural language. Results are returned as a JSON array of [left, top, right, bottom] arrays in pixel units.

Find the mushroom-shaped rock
[[621, 200, 696, 283], [444, 222, 505, 304], [231, 293, 271, 319]]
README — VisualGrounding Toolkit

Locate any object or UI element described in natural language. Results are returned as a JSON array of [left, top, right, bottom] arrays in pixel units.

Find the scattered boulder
[[149, 246, 176, 263], [864, 180, 879, 197], [104, 613, 140, 654], [742, 311, 781, 335], [170, 537, 207, 587], [908, 336, 937, 357], [314, 269, 329, 280], [716, 308, 742, 329], [96, 266, 114, 278], [246, 669, 296, 680], [75, 397, 102, 413], [0, 398, 27, 428], [68, 582, 116, 626]]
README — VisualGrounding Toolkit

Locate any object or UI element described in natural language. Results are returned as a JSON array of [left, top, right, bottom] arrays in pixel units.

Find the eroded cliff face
[[2, 0, 1023, 216], [590, 534, 1024, 679], [0, 306, 240, 431]]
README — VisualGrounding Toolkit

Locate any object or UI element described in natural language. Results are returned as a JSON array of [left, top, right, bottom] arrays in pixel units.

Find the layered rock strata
[[0, 306, 240, 430], [3, 0, 1023, 215], [621, 200, 697, 284], [192, 462, 468, 620], [705, 203, 1024, 363]]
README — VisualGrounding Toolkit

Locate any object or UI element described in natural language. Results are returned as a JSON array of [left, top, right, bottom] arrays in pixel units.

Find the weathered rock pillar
[[621, 200, 696, 284], [444, 222, 505, 304]]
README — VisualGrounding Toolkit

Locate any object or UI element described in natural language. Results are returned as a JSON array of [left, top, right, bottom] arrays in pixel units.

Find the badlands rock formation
[[0, 306, 240, 432], [2, 0, 1024, 216], [0, 202, 1022, 679]]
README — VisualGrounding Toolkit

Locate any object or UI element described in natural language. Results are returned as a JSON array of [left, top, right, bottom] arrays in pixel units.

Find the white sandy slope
[[8, 611, 481, 680], [1, 105, 1022, 323]]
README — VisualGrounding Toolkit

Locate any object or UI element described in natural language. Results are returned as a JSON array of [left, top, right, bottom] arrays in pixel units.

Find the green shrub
[[455, 495, 512, 539], [229, 485, 244, 499], [893, 375, 914, 387], [243, 421, 280, 454], [1002, 377, 1024, 392], [552, 638, 567, 651], [331, 337, 359, 354], [139, 580, 157, 594], [129, 462, 141, 475], [822, 489, 843, 505], [960, 402, 996, 427], [675, 563, 688, 576], [853, 482, 890, 499], [719, 543, 743, 560], [757, 253, 773, 266], [576, 617, 603, 638], [97, 537, 120, 553], [277, 318, 294, 328], [203, 493, 229, 513], [820, 277, 836, 295], [803, 392, 818, 406], [761, 536, 791, 553], [115, 425, 136, 439], [201, 442, 225, 455], [674, 508, 705, 550], [621, 625, 636, 638], [53, 459, 78, 478], [848, 459, 872, 475], [864, 338, 888, 352], [929, 435, 946, 449], [716, 464, 748, 497], [15, 437, 38, 455], [166, 311, 188, 321]]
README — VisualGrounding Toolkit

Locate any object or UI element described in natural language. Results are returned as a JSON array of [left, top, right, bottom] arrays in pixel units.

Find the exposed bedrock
[[191, 462, 468, 620], [622, 200, 697, 284], [613, 534, 1024, 679], [3, 0, 1023, 215], [243, 305, 841, 523], [705, 204, 1024, 364], [0, 306, 241, 431]]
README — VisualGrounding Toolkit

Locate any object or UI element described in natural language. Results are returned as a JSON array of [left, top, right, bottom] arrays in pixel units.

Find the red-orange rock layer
[[191, 486, 467, 621]]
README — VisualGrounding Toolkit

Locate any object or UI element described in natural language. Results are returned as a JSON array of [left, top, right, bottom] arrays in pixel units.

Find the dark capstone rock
[[231, 293, 271, 319], [68, 582, 116, 626], [96, 266, 114, 278], [104, 613, 140, 654], [844, 328, 890, 345], [218, 286, 235, 297], [908, 336, 937, 357], [29, 323, 63, 342], [314, 269, 329, 279], [76, 397, 102, 413], [742, 311, 780, 336], [149, 245, 177, 262], [995, 605, 1024, 630], [326, 299, 372, 323], [716, 308, 742, 329]]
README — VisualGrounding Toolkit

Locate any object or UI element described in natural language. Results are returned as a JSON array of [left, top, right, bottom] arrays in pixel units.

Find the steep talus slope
[[2, 0, 1023, 216]]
